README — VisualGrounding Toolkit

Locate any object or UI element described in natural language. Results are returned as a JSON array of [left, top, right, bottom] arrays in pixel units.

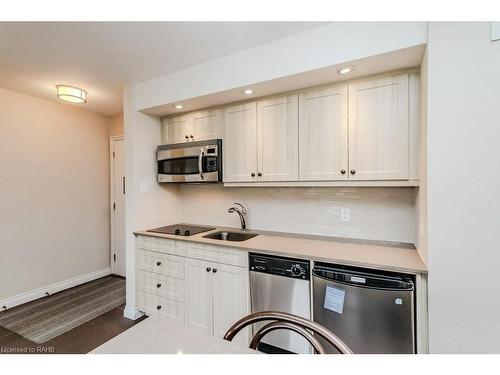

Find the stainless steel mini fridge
[[312, 263, 415, 354]]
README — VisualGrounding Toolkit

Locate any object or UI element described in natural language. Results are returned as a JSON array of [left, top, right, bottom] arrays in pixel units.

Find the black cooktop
[[147, 224, 215, 237]]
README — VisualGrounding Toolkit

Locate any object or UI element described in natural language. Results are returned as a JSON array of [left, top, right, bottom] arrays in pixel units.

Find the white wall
[[0, 87, 111, 301], [416, 46, 428, 265], [136, 22, 426, 111], [179, 185, 417, 243], [426, 22, 500, 353], [109, 114, 124, 136], [123, 83, 179, 319]]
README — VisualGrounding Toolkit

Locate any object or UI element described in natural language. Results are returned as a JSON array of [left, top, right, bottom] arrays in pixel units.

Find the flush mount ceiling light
[[56, 85, 87, 103], [338, 67, 354, 75], [173, 104, 184, 109], [243, 89, 254, 95]]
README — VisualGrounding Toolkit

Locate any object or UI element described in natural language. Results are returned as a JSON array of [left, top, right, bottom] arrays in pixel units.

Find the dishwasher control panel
[[249, 253, 310, 280]]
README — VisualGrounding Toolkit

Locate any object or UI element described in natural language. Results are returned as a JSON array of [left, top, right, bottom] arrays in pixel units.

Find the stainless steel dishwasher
[[313, 262, 415, 354], [249, 253, 311, 354]]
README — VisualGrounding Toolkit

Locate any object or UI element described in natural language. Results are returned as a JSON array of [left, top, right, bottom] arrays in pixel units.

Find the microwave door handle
[[198, 148, 204, 180]]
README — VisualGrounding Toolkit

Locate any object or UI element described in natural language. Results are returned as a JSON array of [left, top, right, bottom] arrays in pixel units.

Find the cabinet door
[[257, 94, 299, 181], [348, 73, 409, 180], [162, 115, 191, 144], [191, 108, 222, 142], [299, 85, 348, 181], [184, 258, 213, 334], [223, 102, 258, 182], [212, 264, 250, 346]]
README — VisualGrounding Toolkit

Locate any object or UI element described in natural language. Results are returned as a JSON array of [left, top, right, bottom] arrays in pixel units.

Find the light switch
[[340, 208, 350, 222], [140, 180, 149, 193]]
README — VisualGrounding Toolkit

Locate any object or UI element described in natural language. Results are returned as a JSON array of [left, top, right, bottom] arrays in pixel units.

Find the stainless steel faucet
[[228, 203, 247, 230]]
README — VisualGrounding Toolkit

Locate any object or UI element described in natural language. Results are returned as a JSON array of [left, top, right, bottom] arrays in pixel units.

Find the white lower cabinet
[[185, 259, 250, 345], [184, 258, 214, 334], [136, 236, 250, 345], [212, 263, 250, 346]]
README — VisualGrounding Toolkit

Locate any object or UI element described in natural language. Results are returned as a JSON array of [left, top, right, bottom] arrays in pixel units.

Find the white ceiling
[[0, 22, 326, 116]]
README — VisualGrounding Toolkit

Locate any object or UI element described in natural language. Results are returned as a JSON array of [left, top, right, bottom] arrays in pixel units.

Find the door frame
[[109, 135, 124, 276]]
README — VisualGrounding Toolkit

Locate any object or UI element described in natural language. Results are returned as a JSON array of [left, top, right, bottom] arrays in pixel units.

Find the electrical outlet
[[340, 208, 350, 222]]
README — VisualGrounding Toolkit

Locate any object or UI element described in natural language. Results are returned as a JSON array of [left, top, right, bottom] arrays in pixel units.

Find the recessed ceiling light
[[56, 85, 87, 103], [243, 89, 254, 95], [174, 104, 184, 109], [338, 67, 354, 75]]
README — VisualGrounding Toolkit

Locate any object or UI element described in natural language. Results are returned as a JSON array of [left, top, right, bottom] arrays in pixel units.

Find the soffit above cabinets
[[141, 44, 425, 117]]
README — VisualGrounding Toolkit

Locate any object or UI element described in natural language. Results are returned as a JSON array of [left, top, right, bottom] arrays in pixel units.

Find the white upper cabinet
[[299, 84, 348, 181], [163, 114, 191, 144], [191, 108, 222, 141], [223, 102, 258, 182], [257, 94, 299, 181], [172, 70, 417, 185], [348, 73, 409, 180], [162, 107, 222, 144]]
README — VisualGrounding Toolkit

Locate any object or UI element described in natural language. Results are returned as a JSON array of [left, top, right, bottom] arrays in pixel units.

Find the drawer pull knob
[[156, 283, 161, 288], [350, 169, 356, 175], [156, 261, 161, 266], [212, 268, 217, 273], [156, 305, 161, 310], [206, 267, 211, 272], [341, 169, 346, 174]]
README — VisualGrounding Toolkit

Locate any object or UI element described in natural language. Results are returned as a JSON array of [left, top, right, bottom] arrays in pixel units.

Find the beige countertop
[[135, 225, 427, 274], [91, 315, 258, 354]]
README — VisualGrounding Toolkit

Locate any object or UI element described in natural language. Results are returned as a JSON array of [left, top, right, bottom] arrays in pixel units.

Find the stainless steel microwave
[[157, 139, 222, 183]]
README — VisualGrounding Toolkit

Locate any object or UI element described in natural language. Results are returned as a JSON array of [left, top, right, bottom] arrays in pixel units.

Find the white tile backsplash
[[179, 185, 417, 243]]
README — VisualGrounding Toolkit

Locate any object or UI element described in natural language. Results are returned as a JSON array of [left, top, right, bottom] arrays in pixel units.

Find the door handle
[[122, 177, 126, 194], [198, 149, 205, 180]]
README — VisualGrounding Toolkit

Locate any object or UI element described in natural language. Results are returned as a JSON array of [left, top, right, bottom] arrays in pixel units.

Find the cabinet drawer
[[184, 242, 219, 262], [217, 247, 247, 267], [137, 235, 178, 256], [138, 270, 184, 302], [138, 291, 184, 322], [138, 250, 184, 279]]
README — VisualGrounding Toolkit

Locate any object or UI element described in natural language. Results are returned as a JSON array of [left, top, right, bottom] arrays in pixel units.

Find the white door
[[348, 73, 409, 180], [299, 84, 348, 181], [212, 263, 250, 346], [191, 108, 222, 142], [223, 102, 258, 182], [257, 94, 299, 181], [184, 258, 214, 334], [163, 115, 191, 144], [111, 138, 125, 277]]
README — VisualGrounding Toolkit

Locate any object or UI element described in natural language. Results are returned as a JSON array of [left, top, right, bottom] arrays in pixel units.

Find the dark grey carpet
[[0, 276, 125, 343]]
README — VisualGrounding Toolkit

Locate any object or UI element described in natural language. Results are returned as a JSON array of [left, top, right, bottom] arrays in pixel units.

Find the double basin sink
[[203, 231, 258, 242]]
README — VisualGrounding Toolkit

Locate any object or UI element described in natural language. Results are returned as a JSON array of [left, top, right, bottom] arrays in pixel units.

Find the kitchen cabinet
[[299, 84, 348, 181], [136, 236, 250, 345], [162, 107, 222, 144], [212, 263, 250, 346], [223, 102, 258, 182], [348, 73, 409, 180], [257, 94, 299, 181], [184, 258, 214, 334], [223, 94, 298, 182], [184, 258, 250, 345]]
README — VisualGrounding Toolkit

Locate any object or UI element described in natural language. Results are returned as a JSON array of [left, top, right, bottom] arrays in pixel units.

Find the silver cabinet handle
[[198, 148, 204, 180]]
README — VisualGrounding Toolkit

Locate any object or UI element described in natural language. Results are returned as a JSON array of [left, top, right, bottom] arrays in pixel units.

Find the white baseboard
[[123, 305, 144, 321], [0, 267, 111, 310]]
